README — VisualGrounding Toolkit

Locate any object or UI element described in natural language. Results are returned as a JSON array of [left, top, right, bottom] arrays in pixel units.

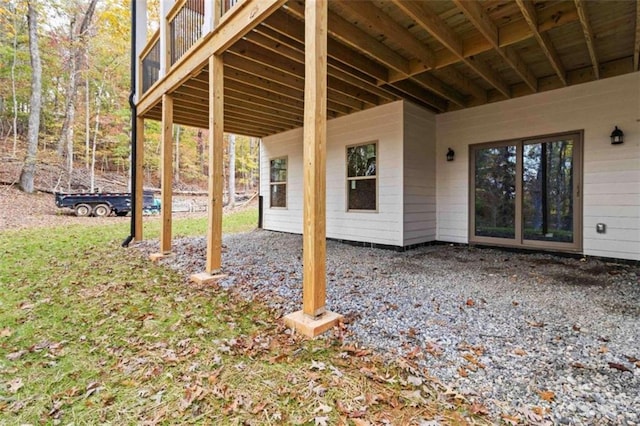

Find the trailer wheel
[[75, 203, 91, 217], [116, 210, 129, 217], [93, 204, 111, 217]]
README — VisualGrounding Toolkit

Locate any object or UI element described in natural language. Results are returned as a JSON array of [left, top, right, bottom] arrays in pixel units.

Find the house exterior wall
[[436, 72, 640, 261], [403, 102, 437, 246], [260, 101, 405, 246]]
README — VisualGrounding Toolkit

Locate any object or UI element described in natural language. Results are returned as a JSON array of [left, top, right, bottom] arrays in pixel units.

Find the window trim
[[269, 156, 288, 209], [345, 141, 378, 213], [468, 130, 583, 252]]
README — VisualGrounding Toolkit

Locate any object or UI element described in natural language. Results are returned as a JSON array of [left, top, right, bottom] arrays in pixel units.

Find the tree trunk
[[85, 74, 90, 168], [90, 83, 103, 192], [228, 133, 236, 208], [19, 0, 42, 194], [11, 5, 19, 158], [55, 0, 99, 165]]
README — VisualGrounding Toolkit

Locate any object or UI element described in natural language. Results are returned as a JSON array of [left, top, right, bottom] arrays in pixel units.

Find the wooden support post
[[206, 54, 224, 273], [134, 116, 144, 241], [159, 94, 173, 255], [284, 0, 342, 338]]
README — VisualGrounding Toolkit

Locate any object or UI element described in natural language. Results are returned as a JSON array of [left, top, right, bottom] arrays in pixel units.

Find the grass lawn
[[0, 207, 491, 425]]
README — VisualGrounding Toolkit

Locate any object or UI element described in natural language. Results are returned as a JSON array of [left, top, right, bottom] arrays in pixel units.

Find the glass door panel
[[474, 145, 517, 239], [523, 139, 575, 243]]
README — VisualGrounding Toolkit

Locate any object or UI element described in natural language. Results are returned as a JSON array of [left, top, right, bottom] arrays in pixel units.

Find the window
[[269, 157, 287, 208], [470, 132, 582, 252], [347, 142, 377, 211]]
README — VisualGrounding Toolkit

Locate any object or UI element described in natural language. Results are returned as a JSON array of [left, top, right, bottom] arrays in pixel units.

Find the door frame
[[468, 130, 583, 253]]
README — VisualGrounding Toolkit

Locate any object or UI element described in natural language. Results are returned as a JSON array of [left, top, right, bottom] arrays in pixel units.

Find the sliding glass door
[[470, 132, 582, 252]]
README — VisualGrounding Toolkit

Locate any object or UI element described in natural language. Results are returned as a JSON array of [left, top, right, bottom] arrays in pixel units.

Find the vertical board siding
[[403, 102, 437, 246], [436, 72, 640, 261], [261, 102, 405, 246]]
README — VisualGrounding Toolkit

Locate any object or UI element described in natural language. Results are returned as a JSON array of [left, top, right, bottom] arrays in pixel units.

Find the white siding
[[261, 101, 405, 246], [436, 72, 640, 261], [403, 102, 437, 246]]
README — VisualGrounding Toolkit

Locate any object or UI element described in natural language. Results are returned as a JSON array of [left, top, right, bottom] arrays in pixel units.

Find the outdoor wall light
[[610, 126, 624, 145], [446, 148, 455, 162]]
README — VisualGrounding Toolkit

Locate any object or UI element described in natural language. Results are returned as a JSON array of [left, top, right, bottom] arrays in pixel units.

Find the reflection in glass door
[[523, 139, 574, 243], [470, 133, 582, 252], [474, 145, 517, 239]]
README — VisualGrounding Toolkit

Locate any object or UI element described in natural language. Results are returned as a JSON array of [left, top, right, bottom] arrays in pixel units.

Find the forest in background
[[0, 0, 259, 198]]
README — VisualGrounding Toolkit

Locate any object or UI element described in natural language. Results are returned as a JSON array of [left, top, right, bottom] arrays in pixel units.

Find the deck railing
[[140, 30, 160, 94], [139, 0, 245, 97], [168, 0, 205, 66]]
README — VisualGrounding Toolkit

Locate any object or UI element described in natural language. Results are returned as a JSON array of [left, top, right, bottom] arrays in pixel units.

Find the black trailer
[[54, 191, 159, 217]]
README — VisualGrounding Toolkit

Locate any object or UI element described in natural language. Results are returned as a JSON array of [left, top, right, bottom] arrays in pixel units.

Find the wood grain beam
[[574, 0, 599, 80], [635, 1, 640, 71], [302, 0, 327, 319], [263, 10, 389, 83], [241, 32, 380, 107], [452, 0, 537, 92], [134, 116, 144, 241], [206, 54, 223, 273], [160, 94, 173, 254], [392, 0, 510, 99], [337, 0, 435, 69], [257, 16, 397, 100], [433, 1, 577, 69], [515, 0, 567, 86], [286, 1, 411, 75], [137, 0, 285, 115]]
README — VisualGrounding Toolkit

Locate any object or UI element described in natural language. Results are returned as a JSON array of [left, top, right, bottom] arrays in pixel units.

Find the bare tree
[[19, 0, 42, 193], [55, 0, 99, 173]]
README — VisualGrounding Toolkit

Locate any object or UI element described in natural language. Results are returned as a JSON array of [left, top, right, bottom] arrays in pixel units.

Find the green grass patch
[[0, 207, 494, 425]]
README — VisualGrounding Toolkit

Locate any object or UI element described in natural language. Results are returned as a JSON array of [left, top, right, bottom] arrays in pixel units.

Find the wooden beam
[[134, 116, 144, 241], [452, 0, 537, 92], [302, 0, 327, 319], [160, 95, 173, 254], [206, 54, 224, 273], [337, 0, 435, 69], [574, 0, 599, 80], [434, 1, 577, 69], [392, 0, 510, 99], [286, 1, 411, 75], [515, 0, 567, 86], [137, 0, 285, 115], [635, 1, 640, 71]]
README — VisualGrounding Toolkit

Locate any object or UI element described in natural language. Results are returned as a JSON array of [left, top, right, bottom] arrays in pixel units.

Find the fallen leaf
[[7, 378, 23, 393], [466, 298, 475, 307], [314, 404, 332, 414], [501, 414, 521, 425], [538, 390, 555, 402], [0, 328, 12, 338], [572, 362, 587, 369], [6, 350, 27, 361], [598, 346, 609, 354], [513, 348, 527, 356], [527, 320, 545, 328], [310, 360, 326, 371], [458, 367, 468, 377], [407, 375, 422, 386], [352, 419, 370, 426], [470, 401, 489, 415], [314, 416, 329, 426], [608, 362, 631, 373]]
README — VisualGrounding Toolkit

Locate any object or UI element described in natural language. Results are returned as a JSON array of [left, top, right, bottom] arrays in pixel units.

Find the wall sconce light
[[610, 126, 624, 145], [446, 148, 455, 162]]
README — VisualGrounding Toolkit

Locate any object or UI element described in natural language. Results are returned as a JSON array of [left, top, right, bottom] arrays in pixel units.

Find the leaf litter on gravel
[[0, 220, 500, 425]]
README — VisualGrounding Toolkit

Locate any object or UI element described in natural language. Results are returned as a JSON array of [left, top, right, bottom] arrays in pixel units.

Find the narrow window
[[347, 142, 377, 211], [269, 157, 287, 208]]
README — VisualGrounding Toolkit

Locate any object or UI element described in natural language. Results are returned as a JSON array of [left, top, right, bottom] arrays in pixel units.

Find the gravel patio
[[138, 230, 639, 425]]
